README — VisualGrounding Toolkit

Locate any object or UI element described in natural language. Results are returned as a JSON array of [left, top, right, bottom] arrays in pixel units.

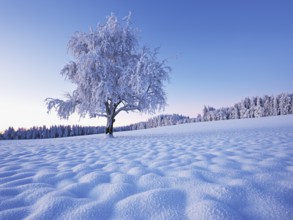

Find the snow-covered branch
[[115, 104, 140, 117], [45, 98, 77, 120]]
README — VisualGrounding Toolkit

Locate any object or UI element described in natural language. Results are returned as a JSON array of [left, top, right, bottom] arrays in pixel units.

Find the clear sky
[[0, 0, 292, 132]]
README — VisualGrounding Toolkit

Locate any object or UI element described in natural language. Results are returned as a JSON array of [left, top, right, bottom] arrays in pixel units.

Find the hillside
[[0, 115, 293, 219]]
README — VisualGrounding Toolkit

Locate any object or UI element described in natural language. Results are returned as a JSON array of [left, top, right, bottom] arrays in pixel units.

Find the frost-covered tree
[[254, 97, 264, 118], [263, 95, 271, 117], [290, 94, 293, 114], [273, 95, 280, 116], [240, 98, 250, 119], [279, 93, 291, 115], [233, 104, 240, 119], [4, 127, 15, 140], [46, 13, 170, 136]]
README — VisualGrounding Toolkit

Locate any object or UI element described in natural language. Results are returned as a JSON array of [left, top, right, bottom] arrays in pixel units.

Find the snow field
[[0, 115, 293, 219]]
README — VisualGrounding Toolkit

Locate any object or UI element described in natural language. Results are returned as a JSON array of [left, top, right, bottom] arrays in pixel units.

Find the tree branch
[[93, 113, 108, 118], [114, 104, 139, 117]]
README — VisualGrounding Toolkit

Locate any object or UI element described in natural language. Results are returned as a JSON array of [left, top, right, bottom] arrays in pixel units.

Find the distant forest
[[1, 92, 292, 140]]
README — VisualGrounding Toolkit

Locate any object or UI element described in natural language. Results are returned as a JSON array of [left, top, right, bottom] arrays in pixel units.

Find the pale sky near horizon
[[0, 0, 292, 132]]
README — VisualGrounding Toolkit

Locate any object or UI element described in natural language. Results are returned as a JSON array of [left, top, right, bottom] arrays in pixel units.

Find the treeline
[[115, 114, 190, 131], [0, 125, 105, 140], [198, 92, 293, 122], [1, 93, 292, 140], [0, 114, 187, 140]]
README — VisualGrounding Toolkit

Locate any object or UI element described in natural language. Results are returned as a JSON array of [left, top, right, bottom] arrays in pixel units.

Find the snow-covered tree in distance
[[45, 13, 170, 137]]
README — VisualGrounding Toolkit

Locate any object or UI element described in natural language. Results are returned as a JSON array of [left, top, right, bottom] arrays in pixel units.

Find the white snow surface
[[1, 115, 293, 220]]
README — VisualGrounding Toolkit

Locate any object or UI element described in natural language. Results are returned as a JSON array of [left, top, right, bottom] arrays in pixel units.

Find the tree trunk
[[105, 116, 115, 137]]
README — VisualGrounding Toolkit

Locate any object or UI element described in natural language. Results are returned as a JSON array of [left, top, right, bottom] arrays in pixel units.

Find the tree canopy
[[46, 13, 170, 136]]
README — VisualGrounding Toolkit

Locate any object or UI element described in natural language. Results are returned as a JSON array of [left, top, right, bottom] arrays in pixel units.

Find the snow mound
[[1, 115, 293, 219]]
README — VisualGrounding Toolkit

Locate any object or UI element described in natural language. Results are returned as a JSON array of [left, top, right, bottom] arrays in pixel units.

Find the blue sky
[[0, 0, 292, 131]]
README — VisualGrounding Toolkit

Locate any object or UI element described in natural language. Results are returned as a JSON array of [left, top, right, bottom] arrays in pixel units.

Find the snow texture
[[1, 115, 293, 219]]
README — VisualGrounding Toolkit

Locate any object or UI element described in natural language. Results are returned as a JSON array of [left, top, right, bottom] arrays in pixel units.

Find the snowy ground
[[0, 115, 293, 220]]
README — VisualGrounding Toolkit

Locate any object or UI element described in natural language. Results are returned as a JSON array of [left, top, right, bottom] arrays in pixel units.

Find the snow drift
[[1, 115, 293, 219]]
